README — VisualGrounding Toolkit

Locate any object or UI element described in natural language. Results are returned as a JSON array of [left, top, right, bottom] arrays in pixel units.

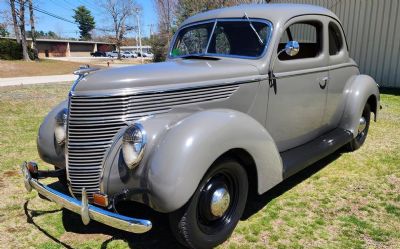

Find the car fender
[[339, 74, 380, 137], [145, 109, 283, 213], [37, 100, 68, 168]]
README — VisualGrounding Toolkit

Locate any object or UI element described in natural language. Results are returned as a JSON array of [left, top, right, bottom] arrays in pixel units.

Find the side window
[[278, 21, 323, 60], [328, 22, 343, 55]]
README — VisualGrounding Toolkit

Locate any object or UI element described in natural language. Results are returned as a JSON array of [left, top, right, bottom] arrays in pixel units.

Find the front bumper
[[21, 162, 152, 234]]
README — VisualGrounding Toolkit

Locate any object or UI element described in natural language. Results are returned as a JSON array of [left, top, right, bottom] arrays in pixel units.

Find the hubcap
[[358, 117, 367, 134], [210, 187, 230, 218]]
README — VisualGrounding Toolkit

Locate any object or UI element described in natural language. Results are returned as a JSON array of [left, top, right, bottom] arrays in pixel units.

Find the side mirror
[[268, 40, 300, 94], [284, 41, 300, 57], [269, 40, 300, 75]]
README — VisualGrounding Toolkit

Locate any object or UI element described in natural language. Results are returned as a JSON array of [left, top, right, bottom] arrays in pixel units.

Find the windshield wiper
[[244, 12, 264, 45], [180, 55, 220, 60]]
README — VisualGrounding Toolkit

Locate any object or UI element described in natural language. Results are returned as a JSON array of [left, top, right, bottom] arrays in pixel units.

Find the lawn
[[0, 59, 103, 78], [0, 84, 399, 249]]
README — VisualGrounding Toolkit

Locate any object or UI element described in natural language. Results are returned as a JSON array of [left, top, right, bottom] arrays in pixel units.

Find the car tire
[[169, 159, 248, 249], [346, 103, 371, 151]]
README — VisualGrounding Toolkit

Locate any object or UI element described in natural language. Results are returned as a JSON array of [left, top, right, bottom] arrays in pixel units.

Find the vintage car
[[21, 3, 380, 249]]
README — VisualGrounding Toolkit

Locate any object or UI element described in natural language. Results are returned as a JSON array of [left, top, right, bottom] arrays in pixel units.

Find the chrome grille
[[67, 84, 239, 197]]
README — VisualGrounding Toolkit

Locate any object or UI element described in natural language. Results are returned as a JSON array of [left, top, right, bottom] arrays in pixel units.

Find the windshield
[[170, 19, 272, 58]]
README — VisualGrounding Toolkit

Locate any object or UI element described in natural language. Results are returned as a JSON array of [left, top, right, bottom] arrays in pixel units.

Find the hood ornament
[[73, 65, 100, 78]]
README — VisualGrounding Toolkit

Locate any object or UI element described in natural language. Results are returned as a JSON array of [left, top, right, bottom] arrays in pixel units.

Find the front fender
[[146, 109, 282, 213], [339, 75, 380, 136], [37, 100, 68, 168]]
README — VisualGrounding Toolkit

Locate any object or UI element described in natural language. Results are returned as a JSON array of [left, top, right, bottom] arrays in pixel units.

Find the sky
[[1, 0, 158, 38]]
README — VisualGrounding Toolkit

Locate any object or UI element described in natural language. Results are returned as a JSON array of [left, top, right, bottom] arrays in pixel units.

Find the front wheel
[[346, 103, 371, 151], [169, 159, 248, 249]]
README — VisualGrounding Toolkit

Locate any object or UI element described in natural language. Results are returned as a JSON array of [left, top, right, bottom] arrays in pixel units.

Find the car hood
[[74, 59, 260, 93]]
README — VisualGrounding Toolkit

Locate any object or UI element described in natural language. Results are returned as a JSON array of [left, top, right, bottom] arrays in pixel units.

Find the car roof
[[181, 3, 338, 27]]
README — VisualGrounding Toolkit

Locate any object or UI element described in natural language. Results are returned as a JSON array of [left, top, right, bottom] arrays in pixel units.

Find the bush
[[149, 33, 169, 62], [0, 39, 34, 60]]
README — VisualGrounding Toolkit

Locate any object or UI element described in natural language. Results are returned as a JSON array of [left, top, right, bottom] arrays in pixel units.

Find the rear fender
[[339, 75, 380, 137]]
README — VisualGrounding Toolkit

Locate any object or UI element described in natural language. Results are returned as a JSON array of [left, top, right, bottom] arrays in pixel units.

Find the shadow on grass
[[24, 151, 342, 249], [379, 87, 400, 96]]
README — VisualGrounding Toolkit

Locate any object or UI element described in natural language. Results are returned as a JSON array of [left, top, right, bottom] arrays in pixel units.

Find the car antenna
[[244, 12, 264, 45]]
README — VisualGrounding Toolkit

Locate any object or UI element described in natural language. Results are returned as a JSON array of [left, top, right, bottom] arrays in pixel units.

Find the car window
[[207, 21, 270, 57], [278, 21, 323, 60], [171, 23, 214, 57], [328, 22, 343, 55], [171, 20, 272, 58]]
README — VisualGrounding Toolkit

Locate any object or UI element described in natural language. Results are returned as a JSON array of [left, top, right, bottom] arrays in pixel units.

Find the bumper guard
[[21, 161, 152, 234]]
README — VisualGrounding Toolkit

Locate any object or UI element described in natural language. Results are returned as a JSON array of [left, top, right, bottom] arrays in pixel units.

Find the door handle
[[319, 76, 329, 89]]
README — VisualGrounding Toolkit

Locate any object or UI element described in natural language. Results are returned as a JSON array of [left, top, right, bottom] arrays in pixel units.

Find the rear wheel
[[346, 103, 371, 151], [169, 159, 248, 249]]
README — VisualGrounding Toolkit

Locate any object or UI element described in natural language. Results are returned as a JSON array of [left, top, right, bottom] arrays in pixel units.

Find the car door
[[266, 16, 329, 152], [322, 19, 359, 129]]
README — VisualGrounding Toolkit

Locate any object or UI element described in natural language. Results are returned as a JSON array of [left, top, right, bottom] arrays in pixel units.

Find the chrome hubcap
[[358, 117, 367, 134], [210, 187, 230, 218]]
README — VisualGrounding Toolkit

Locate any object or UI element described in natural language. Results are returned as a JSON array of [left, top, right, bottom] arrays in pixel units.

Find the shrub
[[0, 39, 34, 60], [149, 33, 169, 62]]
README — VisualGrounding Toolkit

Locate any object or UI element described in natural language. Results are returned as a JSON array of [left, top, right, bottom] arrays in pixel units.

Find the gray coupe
[[21, 4, 380, 248]]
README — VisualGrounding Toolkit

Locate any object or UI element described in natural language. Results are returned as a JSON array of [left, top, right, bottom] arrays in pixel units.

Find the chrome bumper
[[21, 162, 152, 234]]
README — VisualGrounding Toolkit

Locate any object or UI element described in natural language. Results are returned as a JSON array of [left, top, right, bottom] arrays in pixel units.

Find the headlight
[[54, 108, 67, 145], [122, 123, 146, 169]]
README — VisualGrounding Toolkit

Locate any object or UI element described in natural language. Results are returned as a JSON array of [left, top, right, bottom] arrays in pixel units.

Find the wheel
[[169, 159, 248, 249], [346, 103, 371, 151]]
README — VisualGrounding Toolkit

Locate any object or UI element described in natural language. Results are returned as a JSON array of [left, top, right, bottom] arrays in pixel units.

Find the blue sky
[[1, 0, 158, 38]]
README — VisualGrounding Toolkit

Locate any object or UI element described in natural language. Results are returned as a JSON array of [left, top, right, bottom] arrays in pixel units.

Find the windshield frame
[[168, 18, 274, 60]]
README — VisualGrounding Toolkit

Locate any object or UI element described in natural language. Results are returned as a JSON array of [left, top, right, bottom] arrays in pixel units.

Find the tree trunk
[[10, 0, 21, 43], [19, 0, 31, 61], [28, 0, 38, 60]]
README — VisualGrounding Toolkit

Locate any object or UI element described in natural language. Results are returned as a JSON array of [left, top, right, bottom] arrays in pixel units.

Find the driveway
[[0, 74, 77, 87]]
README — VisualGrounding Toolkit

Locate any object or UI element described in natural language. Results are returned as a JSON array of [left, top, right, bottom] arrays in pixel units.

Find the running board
[[281, 128, 353, 179]]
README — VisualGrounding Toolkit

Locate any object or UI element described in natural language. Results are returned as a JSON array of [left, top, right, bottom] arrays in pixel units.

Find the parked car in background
[[21, 4, 380, 249], [122, 51, 137, 58], [136, 52, 153, 58], [90, 51, 106, 57], [106, 51, 119, 58]]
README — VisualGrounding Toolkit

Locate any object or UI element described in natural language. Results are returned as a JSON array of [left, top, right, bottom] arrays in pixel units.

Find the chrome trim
[[358, 117, 367, 134], [210, 187, 230, 218], [70, 77, 258, 97], [168, 18, 274, 60], [21, 162, 152, 234]]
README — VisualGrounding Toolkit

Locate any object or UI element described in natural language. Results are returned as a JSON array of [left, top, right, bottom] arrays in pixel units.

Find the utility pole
[[135, 8, 143, 64]]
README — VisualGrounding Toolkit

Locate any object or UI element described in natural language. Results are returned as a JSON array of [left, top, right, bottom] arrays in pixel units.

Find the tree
[[28, 0, 38, 59], [9, 0, 21, 43], [17, 0, 30, 61], [0, 24, 9, 37], [154, 0, 176, 37], [73, 6, 95, 40], [102, 0, 138, 59], [175, 0, 266, 26]]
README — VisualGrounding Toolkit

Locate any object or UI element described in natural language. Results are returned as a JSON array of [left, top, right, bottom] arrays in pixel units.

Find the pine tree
[[73, 6, 95, 40]]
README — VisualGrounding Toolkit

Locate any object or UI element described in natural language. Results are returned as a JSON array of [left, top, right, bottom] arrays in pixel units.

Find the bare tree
[[17, 0, 31, 61], [28, 0, 38, 59], [154, 0, 176, 37], [102, 0, 138, 59], [9, 0, 21, 43]]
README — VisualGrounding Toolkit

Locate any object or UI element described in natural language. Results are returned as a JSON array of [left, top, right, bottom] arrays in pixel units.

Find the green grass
[[1, 84, 399, 248]]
